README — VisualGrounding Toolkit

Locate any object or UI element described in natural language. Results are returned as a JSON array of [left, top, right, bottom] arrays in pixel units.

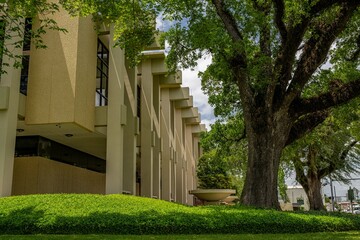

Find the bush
[[0, 194, 359, 235], [196, 150, 234, 189]]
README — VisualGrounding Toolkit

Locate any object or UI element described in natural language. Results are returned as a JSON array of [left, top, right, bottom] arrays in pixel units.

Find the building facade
[[0, 8, 205, 205]]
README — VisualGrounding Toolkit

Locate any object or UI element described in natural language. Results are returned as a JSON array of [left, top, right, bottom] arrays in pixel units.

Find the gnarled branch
[[284, 2, 359, 105], [292, 79, 360, 117], [211, 0, 243, 43], [286, 110, 329, 146], [272, 0, 356, 108], [272, 0, 287, 42]]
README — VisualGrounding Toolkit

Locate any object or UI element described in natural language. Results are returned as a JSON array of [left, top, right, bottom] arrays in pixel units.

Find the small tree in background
[[198, 116, 247, 192], [284, 100, 360, 210], [196, 150, 234, 189]]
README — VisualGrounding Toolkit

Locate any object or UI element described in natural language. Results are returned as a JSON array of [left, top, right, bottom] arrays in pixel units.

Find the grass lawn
[[1, 232, 360, 240], [1, 194, 360, 235]]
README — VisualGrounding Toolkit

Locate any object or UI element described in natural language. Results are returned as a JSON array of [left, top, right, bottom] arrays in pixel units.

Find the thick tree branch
[[310, 0, 352, 15], [211, 0, 243, 43], [272, 0, 287, 42], [271, 19, 309, 109], [284, 2, 359, 105], [272, 0, 355, 108], [211, 0, 254, 112], [319, 140, 358, 178], [286, 110, 329, 146], [294, 161, 309, 191], [339, 140, 358, 161], [292, 79, 360, 116]]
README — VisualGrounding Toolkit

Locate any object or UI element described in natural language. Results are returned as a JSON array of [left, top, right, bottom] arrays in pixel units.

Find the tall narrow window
[[137, 85, 141, 131], [20, 18, 32, 95], [96, 39, 109, 106]]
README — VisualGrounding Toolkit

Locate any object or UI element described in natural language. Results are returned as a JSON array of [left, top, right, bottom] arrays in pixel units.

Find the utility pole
[[330, 177, 335, 211]]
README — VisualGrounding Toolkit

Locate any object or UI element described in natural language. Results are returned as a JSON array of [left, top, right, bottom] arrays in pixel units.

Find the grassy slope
[[0, 194, 359, 235]]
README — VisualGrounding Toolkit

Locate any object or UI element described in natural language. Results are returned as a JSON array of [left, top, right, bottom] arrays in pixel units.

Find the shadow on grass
[[0, 207, 45, 234]]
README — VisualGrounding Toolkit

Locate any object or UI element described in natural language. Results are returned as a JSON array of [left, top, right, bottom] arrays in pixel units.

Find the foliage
[[282, 99, 360, 210], [59, 0, 158, 66], [0, 0, 159, 72], [196, 150, 234, 189], [0, 0, 66, 75], [198, 115, 247, 192], [1, 194, 360, 235], [285, 100, 360, 183]]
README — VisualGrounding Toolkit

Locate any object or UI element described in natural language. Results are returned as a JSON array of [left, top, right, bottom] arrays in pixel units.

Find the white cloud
[[156, 16, 215, 130], [180, 55, 216, 130]]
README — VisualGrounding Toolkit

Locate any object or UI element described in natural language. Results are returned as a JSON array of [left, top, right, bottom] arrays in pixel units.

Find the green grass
[[0, 194, 360, 235], [1, 233, 360, 240]]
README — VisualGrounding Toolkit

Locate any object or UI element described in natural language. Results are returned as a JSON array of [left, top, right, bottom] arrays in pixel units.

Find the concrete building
[[0, 7, 205, 205]]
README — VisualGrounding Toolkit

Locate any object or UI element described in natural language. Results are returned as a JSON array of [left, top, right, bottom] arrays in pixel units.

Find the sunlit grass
[[0, 194, 359, 235]]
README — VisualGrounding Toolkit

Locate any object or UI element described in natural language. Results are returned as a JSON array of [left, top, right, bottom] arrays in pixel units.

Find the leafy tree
[[0, 0, 66, 75], [160, 0, 360, 208], [199, 115, 247, 192], [59, 0, 157, 66], [284, 101, 360, 210], [0, 0, 156, 72], [196, 150, 235, 189], [2, 0, 360, 209]]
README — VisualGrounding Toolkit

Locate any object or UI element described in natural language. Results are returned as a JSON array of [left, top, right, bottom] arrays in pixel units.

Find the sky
[[157, 17, 216, 130], [180, 56, 216, 130]]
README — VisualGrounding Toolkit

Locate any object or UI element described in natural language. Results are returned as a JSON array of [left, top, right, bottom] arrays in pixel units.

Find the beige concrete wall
[[140, 59, 154, 197], [26, 9, 97, 131], [12, 157, 105, 195], [122, 61, 137, 195], [74, 17, 98, 130], [105, 25, 126, 194], [160, 89, 172, 201], [0, 19, 24, 197]]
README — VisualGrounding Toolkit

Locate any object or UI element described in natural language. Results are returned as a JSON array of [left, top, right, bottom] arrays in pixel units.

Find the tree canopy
[[160, 0, 360, 208], [1, 0, 360, 209]]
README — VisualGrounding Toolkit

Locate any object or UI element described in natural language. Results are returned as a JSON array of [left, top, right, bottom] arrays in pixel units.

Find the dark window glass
[[96, 39, 109, 106], [23, 18, 32, 51], [15, 136, 106, 173]]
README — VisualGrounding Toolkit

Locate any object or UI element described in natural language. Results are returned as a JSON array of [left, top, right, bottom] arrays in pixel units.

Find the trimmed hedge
[[0, 194, 359, 235]]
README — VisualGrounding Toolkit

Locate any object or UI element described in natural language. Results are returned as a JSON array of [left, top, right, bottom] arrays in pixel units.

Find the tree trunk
[[294, 146, 326, 211], [305, 175, 325, 211], [240, 110, 291, 209]]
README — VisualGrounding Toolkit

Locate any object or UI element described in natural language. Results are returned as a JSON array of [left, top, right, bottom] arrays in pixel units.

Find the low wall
[[12, 157, 105, 195]]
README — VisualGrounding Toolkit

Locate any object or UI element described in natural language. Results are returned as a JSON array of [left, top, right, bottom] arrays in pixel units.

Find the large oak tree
[[161, 0, 360, 209]]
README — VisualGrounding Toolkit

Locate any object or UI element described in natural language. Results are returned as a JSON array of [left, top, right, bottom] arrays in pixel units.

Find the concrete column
[[185, 124, 194, 205], [106, 25, 125, 194], [0, 20, 24, 197], [122, 62, 137, 195], [140, 59, 153, 197], [152, 76, 160, 198], [193, 135, 200, 189], [171, 145, 176, 201], [153, 136, 161, 198], [160, 89, 171, 201], [174, 108, 183, 203]]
